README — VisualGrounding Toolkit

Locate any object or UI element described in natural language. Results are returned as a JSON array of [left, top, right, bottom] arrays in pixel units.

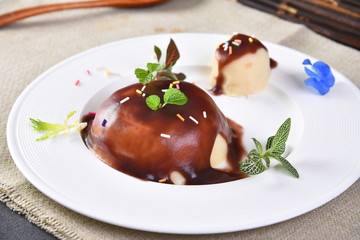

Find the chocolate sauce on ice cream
[[82, 80, 247, 185], [211, 33, 277, 96]]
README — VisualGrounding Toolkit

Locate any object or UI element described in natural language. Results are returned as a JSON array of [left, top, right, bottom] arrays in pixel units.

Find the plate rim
[[6, 32, 360, 234]]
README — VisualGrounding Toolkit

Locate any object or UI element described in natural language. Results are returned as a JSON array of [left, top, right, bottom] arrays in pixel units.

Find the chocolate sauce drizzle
[[211, 33, 277, 95]]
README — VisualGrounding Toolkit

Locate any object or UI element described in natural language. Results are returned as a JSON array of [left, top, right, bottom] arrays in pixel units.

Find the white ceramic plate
[[7, 33, 360, 234]]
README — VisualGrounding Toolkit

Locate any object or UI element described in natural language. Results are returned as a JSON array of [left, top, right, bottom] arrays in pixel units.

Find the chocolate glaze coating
[[211, 33, 277, 95], [82, 80, 247, 184]]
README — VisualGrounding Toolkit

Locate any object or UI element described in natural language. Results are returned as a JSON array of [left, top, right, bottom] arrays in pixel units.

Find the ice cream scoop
[[210, 33, 276, 96]]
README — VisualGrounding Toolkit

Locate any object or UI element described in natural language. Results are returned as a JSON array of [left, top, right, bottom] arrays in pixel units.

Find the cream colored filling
[[170, 171, 186, 185], [210, 48, 271, 96], [210, 134, 232, 172], [170, 133, 232, 185]]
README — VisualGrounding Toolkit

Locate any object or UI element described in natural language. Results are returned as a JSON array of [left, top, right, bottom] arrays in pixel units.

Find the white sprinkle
[[142, 93, 146, 97], [161, 89, 168, 92], [189, 116, 199, 124], [160, 133, 171, 138], [203, 111, 207, 119], [120, 97, 130, 104], [141, 85, 146, 92]]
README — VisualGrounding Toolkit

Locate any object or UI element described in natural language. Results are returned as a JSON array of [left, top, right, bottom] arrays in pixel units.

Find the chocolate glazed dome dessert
[[82, 80, 247, 185]]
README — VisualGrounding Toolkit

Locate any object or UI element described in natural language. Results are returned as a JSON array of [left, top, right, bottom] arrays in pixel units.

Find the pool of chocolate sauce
[[211, 33, 277, 95], [82, 80, 247, 185]]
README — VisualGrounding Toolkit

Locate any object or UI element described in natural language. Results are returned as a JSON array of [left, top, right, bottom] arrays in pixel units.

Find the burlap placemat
[[1, 0, 359, 239]]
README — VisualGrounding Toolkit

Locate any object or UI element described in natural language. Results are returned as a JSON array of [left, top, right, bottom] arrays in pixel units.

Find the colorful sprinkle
[[169, 83, 174, 88], [172, 81, 180, 84], [232, 41, 240, 46], [105, 69, 111, 76], [160, 133, 171, 138], [234, 39, 242, 44], [176, 114, 185, 121], [176, 84, 180, 90], [136, 89, 142, 95], [229, 46, 233, 55], [203, 111, 207, 119], [159, 178, 167, 183], [120, 97, 130, 104], [142, 93, 146, 97], [74, 80, 80, 86], [88, 112, 96, 115], [248, 37, 253, 43], [189, 116, 199, 124], [161, 89, 168, 92], [223, 42, 229, 51], [86, 70, 91, 75], [141, 85, 146, 92], [101, 119, 107, 127]]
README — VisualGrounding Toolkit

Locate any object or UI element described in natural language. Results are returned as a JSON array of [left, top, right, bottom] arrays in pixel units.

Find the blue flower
[[302, 59, 335, 95]]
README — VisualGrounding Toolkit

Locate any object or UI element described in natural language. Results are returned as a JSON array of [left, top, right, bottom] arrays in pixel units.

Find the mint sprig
[[135, 39, 188, 111], [30, 111, 87, 141], [240, 118, 299, 178], [145, 95, 161, 110], [146, 88, 188, 110], [135, 63, 165, 85], [134, 38, 185, 84]]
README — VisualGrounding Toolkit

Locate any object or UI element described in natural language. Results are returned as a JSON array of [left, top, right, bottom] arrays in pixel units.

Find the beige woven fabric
[[1, 0, 359, 239]]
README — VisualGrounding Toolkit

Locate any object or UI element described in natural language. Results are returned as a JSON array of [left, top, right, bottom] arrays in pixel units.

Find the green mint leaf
[[270, 118, 291, 155], [147, 63, 161, 73], [145, 95, 161, 110], [270, 154, 299, 178], [145, 88, 188, 110], [154, 45, 162, 62], [165, 38, 180, 68], [263, 156, 271, 168], [240, 117, 299, 178], [266, 136, 274, 150], [135, 64, 164, 85], [30, 111, 87, 141], [248, 149, 261, 160], [240, 150, 265, 175], [163, 88, 188, 106], [252, 138, 263, 155], [135, 68, 149, 85], [144, 74, 154, 85]]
